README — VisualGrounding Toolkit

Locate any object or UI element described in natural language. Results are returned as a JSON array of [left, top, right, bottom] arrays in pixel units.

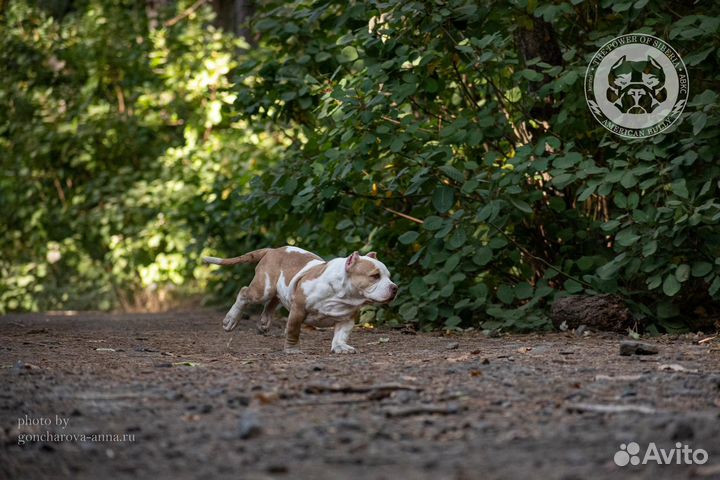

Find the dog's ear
[[366, 251, 377, 259], [610, 55, 626, 72], [345, 251, 360, 271], [647, 55, 662, 69]]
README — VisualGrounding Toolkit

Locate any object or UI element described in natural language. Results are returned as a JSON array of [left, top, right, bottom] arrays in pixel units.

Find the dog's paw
[[223, 316, 238, 332], [256, 323, 270, 335], [331, 344, 357, 354], [284, 346, 303, 354]]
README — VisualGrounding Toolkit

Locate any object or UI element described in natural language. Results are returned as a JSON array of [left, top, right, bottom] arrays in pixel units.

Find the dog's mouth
[[364, 284, 398, 304], [366, 293, 396, 305], [381, 290, 398, 304]]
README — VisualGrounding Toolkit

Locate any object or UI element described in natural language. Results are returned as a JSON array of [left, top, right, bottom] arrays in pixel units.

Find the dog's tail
[[202, 248, 271, 266]]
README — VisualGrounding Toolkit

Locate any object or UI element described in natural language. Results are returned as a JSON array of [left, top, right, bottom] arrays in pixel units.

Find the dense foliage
[[2, 0, 719, 333]]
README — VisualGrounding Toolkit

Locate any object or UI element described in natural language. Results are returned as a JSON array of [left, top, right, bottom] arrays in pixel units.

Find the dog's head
[[606, 55, 667, 114], [345, 252, 398, 304]]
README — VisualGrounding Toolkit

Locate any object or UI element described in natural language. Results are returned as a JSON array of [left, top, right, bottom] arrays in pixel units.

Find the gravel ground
[[1, 310, 719, 479]]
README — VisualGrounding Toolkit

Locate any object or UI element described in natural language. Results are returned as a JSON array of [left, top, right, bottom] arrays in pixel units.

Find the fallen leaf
[[255, 392, 279, 404]]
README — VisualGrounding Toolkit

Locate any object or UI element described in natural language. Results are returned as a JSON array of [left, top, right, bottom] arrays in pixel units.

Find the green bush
[[2, 0, 719, 333], [219, 0, 720, 331]]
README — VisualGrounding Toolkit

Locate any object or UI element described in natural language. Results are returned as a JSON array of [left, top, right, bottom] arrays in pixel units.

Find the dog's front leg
[[284, 305, 306, 354], [331, 318, 356, 354]]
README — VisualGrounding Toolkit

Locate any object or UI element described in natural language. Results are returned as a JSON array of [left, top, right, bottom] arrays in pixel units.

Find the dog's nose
[[389, 284, 398, 296]]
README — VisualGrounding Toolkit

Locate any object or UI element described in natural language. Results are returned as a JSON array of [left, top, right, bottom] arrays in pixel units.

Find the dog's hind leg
[[223, 273, 273, 332], [222, 287, 250, 332], [257, 297, 279, 334]]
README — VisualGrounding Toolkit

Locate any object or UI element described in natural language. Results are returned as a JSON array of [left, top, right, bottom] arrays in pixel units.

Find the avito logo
[[614, 442, 708, 467]]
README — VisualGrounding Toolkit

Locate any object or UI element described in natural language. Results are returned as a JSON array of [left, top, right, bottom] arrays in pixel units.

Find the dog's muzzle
[[384, 283, 398, 303]]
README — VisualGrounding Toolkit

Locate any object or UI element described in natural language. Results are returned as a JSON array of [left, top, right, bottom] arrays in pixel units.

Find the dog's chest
[[302, 273, 364, 318], [306, 296, 363, 319]]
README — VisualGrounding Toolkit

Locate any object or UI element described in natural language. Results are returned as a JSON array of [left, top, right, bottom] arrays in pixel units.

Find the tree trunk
[[212, 0, 255, 42]]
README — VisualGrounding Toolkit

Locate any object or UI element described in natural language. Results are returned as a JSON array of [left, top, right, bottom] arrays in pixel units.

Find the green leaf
[[520, 69, 544, 81], [671, 179, 689, 199], [390, 137, 404, 152], [642, 240, 657, 257], [553, 152, 582, 169], [400, 304, 418, 321], [577, 256, 595, 271], [602, 220, 620, 232], [336, 219, 354, 230], [509, 199, 533, 214], [255, 18, 278, 31], [577, 184, 596, 202], [439, 283, 454, 297], [473, 247, 493, 266], [647, 275, 662, 290], [515, 282, 533, 299], [432, 186, 455, 213], [662, 274, 681, 297], [497, 284, 515, 304], [710, 277, 720, 298], [445, 315, 462, 328], [409, 277, 427, 298], [398, 231, 419, 244], [423, 216, 445, 231], [692, 112, 707, 135], [551, 173, 575, 188], [439, 165, 465, 183], [461, 179, 479, 194], [675, 264, 690, 282], [337, 46, 358, 63], [620, 172, 637, 188], [447, 229, 466, 249], [615, 229, 640, 247], [597, 254, 626, 279], [564, 279, 583, 293], [691, 262, 713, 277]]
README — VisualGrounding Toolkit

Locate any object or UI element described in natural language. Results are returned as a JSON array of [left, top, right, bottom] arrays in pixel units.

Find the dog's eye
[[614, 73, 631, 87], [643, 74, 659, 87], [371, 273, 381, 279]]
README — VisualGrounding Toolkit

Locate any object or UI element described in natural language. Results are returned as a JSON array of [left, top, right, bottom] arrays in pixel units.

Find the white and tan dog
[[203, 247, 397, 353]]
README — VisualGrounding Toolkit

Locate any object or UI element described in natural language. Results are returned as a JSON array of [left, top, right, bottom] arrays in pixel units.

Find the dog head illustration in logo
[[606, 55, 667, 114]]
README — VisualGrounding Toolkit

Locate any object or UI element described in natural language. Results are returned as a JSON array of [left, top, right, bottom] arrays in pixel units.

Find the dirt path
[[1, 311, 719, 479]]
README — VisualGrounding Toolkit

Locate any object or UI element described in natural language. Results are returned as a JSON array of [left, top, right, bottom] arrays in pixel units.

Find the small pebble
[[238, 412, 262, 440], [619, 341, 658, 356]]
